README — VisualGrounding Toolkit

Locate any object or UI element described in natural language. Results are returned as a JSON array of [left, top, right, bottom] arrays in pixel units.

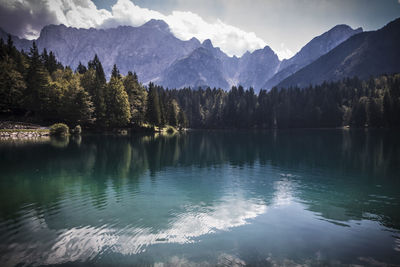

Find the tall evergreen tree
[[105, 76, 131, 127], [146, 82, 161, 127], [84, 54, 107, 126], [123, 71, 147, 125], [25, 41, 51, 116], [111, 64, 121, 79], [0, 57, 26, 113], [76, 61, 87, 74]]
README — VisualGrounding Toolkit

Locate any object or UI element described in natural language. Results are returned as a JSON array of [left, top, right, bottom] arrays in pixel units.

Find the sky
[[0, 0, 399, 59]]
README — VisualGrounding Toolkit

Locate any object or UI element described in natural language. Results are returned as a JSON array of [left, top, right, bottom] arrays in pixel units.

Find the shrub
[[50, 123, 69, 136], [72, 125, 82, 135], [166, 126, 176, 134]]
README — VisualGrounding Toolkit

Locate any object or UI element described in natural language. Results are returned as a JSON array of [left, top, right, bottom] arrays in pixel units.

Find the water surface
[[0, 130, 400, 266]]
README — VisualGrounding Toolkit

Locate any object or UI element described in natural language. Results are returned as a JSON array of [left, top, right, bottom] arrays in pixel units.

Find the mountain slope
[[0, 28, 32, 52], [158, 46, 229, 89], [158, 39, 280, 90], [264, 25, 362, 89], [277, 18, 400, 88], [35, 20, 201, 82], [237, 46, 280, 90]]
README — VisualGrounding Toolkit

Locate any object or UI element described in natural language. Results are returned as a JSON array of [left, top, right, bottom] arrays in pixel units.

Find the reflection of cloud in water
[[117, 196, 266, 254], [1, 196, 266, 266], [273, 177, 295, 206], [395, 236, 400, 252], [154, 253, 246, 267]]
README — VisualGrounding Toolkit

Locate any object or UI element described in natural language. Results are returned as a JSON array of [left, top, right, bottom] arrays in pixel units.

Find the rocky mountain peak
[[263, 23, 363, 90], [202, 39, 213, 49], [142, 19, 170, 32]]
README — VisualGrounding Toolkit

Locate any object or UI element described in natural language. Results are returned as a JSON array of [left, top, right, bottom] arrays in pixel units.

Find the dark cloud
[[0, 0, 57, 39]]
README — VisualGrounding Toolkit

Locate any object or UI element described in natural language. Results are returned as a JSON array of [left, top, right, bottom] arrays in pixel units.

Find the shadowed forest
[[1, 37, 399, 129]]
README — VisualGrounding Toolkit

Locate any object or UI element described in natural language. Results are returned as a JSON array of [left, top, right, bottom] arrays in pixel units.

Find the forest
[[1, 36, 399, 130]]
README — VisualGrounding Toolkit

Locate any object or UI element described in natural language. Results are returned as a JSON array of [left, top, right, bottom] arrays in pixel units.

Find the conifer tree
[[84, 54, 107, 126], [146, 82, 161, 127], [111, 64, 121, 79], [123, 71, 147, 125], [105, 76, 131, 127], [25, 41, 51, 116], [0, 57, 26, 113], [76, 62, 87, 74]]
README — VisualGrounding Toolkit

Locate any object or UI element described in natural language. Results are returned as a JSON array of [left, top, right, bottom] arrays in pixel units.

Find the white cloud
[[276, 43, 294, 60], [47, 0, 112, 28], [101, 0, 268, 57], [164, 10, 267, 57], [1, 0, 272, 57]]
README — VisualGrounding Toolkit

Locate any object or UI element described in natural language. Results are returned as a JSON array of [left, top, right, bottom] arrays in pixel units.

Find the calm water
[[0, 130, 400, 266]]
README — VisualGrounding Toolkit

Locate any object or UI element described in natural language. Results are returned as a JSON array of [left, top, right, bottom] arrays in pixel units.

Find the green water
[[0, 130, 400, 266]]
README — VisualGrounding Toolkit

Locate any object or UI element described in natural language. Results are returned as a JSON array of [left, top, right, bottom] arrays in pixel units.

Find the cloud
[[0, 0, 270, 57], [166, 11, 266, 57], [276, 43, 294, 60], [47, 0, 112, 29], [0, 0, 58, 39]]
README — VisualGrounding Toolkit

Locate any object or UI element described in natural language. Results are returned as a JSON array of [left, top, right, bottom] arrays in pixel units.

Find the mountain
[[0, 20, 373, 91], [0, 28, 32, 52], [158, 39, 280, 90], [263, 24, 362, 89], [35, 20, 201, 83], [158, 46, 229, 89], [277, 18, 400, 88], [237, 46, 280, 89], [1, 20, 202, 83]]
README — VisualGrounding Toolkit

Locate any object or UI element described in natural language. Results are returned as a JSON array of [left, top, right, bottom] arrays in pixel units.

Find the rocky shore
[[0, 121, 50, 140]]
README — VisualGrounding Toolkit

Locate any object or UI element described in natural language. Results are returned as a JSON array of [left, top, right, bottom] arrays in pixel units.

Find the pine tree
[[51, 68, 94, 124], [146, 82, 161, 127], [47, 51, 59, 74], [111, 64, 121, 79], [76, 61, 87, 74], [123, 71, 147, 125], [105, 76, 131, 127], [178, 108, 188, 129], [25, 41, 51, 116], [0, 57, 26, 113], [167, 99, 179, 126], [84, 54, 107, 126], [88, 54, 106, 84]]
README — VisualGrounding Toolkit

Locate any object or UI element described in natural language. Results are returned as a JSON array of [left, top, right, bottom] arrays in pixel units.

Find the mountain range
[[277, 18, 400, 88], [1, 18, 399, 90]]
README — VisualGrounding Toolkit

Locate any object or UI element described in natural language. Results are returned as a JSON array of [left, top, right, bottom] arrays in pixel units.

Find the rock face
[[264, 24, 363, 89], [159, 46, 229, 89], [277, 18, 400, 88], [237, 46, 280, 90], [35, 20, 201, 83], [0, 20, 368, 91], [0, 28, 32, 52], [158, 39, 280, 90]]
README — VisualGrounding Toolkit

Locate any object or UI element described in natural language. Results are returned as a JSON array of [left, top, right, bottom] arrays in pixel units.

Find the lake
[[0, 129, 400, 266]]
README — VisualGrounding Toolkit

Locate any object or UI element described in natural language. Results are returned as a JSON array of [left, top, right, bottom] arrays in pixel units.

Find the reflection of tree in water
[[0, 130, 399, 228]]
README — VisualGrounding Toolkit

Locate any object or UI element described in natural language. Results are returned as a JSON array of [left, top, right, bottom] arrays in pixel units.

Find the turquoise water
[[0, 130, 400, 266]]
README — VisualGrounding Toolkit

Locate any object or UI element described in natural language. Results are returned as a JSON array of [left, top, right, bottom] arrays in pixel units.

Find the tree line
[[1, 36, 399, 129]]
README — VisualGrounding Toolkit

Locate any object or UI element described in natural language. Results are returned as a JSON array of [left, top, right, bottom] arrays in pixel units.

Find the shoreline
[[1, 120, 397, 141], [0, 129, 50, 140]]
